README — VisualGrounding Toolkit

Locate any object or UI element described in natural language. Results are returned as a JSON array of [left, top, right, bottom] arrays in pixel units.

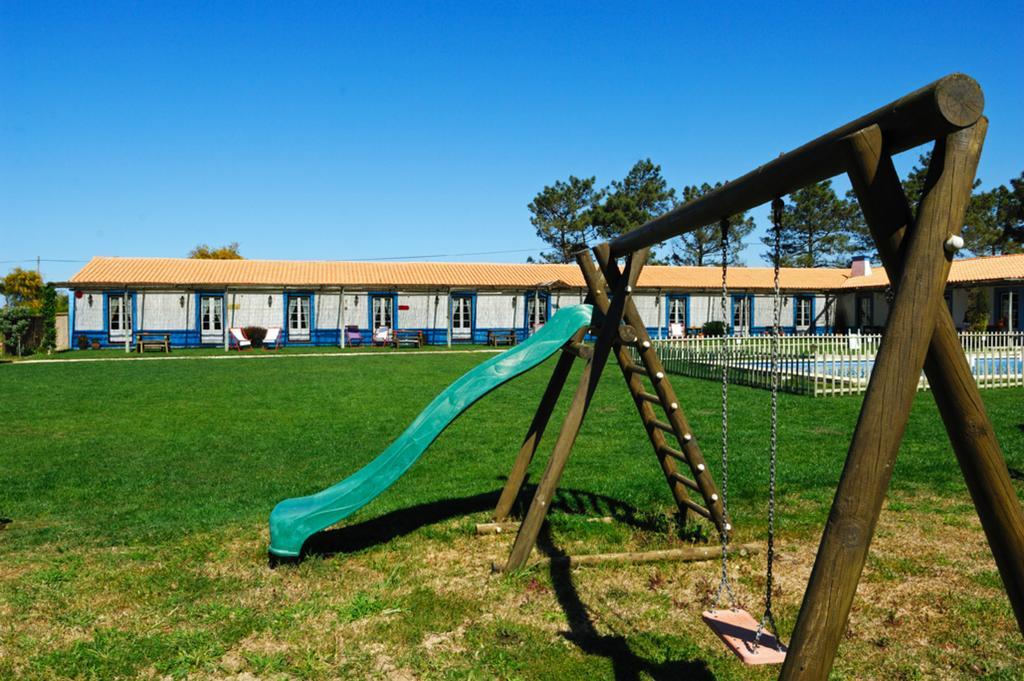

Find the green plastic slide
[[268, 304, 594, 558]]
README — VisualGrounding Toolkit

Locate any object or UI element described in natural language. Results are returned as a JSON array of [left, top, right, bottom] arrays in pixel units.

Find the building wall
[[73, 291, 104, 330], [228, 291, 283, 329], [138, 291, 192, 331], [83, 283, 1024, 349]]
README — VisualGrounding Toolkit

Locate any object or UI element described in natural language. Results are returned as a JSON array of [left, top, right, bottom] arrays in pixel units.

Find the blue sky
[[2, 1, 1022, 283]]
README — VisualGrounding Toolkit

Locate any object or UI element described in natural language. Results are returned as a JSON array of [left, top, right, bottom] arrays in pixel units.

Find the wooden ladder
[[588, 247, 728, 535], [495, 246, 730, 572]]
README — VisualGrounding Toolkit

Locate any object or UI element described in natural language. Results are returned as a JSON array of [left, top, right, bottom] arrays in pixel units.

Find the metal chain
[[713, 218, 736, 610], [754, 198, 785, 652]]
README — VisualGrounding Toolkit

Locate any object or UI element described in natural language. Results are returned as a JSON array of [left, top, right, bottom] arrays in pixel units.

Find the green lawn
[[1, 353, 1022, 679]]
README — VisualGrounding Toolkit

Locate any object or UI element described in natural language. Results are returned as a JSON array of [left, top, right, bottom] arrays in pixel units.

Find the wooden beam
[[608, 74, 983, 256], [530, 542, 760, 568], [780, 121, 987, 680], [843, 122, 1024, 634], [492, 327, 586, 522], [501, 249, 640, 571]]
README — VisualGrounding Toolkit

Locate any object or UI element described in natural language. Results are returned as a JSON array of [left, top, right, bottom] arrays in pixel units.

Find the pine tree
[[527, 176, 603, 263], [762, 180, 857, 267], [670, 182, 755, 266], [592, 159, 676, 240]]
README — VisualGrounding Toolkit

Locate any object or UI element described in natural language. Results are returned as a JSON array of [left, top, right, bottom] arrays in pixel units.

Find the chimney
[[850, 256, 872, 278]]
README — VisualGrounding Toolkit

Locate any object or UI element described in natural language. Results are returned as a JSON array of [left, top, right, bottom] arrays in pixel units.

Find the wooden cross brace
[[781, 119, 1024, 680]]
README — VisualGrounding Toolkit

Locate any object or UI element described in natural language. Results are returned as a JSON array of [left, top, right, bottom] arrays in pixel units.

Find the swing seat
[[703, 608, 787, 665]]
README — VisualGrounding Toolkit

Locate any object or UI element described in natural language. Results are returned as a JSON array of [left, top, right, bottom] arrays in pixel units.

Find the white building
[[59, 254, 1024, 349]]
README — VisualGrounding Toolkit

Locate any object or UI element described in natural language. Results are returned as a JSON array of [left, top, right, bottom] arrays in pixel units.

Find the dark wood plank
[[780, 121, 987, 680], [842, 122, 1024, 636], [609, 74, 983, 256]]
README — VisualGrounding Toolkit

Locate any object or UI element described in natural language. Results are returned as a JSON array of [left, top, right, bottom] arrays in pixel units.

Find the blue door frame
[[367, 292, 397, 331], [525, 291, 550, 330], [451, 292, 476, 342], [285, 292, 315, 344], [793, 294, 816, 332], [994, 287, 1022, 331], [195, 293, 226, 346], [730, 294, 754, 335], [103, 291, 136, 345], [665, 294, 690, 331]]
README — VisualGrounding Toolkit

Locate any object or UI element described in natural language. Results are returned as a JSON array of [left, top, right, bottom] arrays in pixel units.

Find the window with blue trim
[[668, 297, 686, 326], [732, 295, 752, 332], [371, 295, 393, 329], [795, 296, 813, 328], [526, 292, 547, 328], [452, 295, 473, 339], [108, 295, 132, 336], [288, 295, 312, 340]]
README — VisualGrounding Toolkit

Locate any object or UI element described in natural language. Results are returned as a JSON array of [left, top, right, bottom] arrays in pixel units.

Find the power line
[[357, 248, 540, 261], [0, 258, 89, 264]]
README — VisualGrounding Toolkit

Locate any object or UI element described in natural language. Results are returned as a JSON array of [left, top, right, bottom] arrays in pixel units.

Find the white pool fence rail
[[645, 331, 1024, 397]]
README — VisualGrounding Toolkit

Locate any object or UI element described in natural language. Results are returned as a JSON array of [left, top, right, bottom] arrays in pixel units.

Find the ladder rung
[[637, 390, 661, 404], [678, 497, 711, 519], [669, 471, 701, 492], [657, 444, 686, 462], [649, 419, 674, 433], [625, 363, 648, 376]]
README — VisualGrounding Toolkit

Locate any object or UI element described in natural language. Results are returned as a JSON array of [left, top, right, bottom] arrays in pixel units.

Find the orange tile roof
[[61, 254, 1024, 292], [839, 253, 1024, 289]]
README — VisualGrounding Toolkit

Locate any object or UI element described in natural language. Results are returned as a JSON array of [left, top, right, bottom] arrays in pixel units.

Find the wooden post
[[493, 327, 587, 522], [843, 122, 1024, 634], [502, 248, 640, 571], [122, 292, 130, 353], [781, 122, 987, 680], [339, 287, 345, 348]]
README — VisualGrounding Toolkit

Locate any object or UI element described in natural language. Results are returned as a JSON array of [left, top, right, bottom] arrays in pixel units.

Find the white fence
[[648, 331, 1024, 397]]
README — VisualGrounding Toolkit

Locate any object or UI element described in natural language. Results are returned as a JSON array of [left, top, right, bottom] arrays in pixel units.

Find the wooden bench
[[136, 333, 171, 354], [392, 329, 425, 348], [488, 330, 517, 346]]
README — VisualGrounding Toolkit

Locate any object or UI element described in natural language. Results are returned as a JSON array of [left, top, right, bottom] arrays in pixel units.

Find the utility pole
[[36, 256, 41, 277]]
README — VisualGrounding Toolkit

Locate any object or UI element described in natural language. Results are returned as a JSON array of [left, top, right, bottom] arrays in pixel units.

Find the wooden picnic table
[[488, 330, 517, 346], [136, 333, 171, 354], [392, 329, 425, 348]]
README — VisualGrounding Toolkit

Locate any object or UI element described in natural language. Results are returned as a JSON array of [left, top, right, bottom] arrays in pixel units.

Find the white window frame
[[108, 295, 132, 339], [527, 294, 547, 328], [668, 297, 686, 326], [372, 296, 393, 330], [795, 296, 813, 328], [288, 295, 311, 340], [452, 296, 472, 339]]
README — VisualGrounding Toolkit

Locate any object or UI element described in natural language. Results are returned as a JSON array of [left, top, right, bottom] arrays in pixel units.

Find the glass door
[[732, 296, 751, 336], [108, 295, 133, 343], [452, 296, 472, 340], [200, 295, 224, 344], [371, 296, 393, 330], [288, 295, 311, 341]]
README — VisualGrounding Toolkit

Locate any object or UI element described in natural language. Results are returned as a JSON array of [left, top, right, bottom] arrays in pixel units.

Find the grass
[[6, 342, 500, 362], [1, 351, 1022, 679]]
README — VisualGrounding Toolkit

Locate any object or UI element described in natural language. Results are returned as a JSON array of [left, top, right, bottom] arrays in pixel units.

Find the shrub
[[702, 321, 726, 337], [41, 284, 57, 354], [0, 307, 37, 356], [77, 334, 90, 350], [964, 288, 989, 331], [242, 326, 267, 348]]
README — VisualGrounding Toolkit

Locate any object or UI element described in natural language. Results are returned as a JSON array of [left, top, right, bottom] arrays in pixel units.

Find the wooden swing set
[[488, 73, 1024, 678]]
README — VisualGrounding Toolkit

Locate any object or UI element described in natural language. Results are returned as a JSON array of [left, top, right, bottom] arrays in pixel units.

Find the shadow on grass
[[536, 524, 716, 680], [274, 481, 684, 566]]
